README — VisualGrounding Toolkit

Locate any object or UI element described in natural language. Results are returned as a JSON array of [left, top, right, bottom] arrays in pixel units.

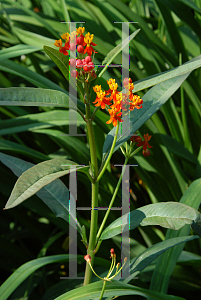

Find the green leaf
[[0, 60, 66, 91], [149, 178, 201, 294], [0, 139, 49, 161], [32, 129, 90, 164], [43, 46, 69, 82], [0, 44, 41, 61], [0, 110, 85, 135], [12, 27, 55, 48], [0, 254, 82, 300], [0, 87, 69, 107], [98, 28, 141, 78], [0, 152, 83, 233], [54, 280, 184, 300], [133, 54, 201, 92], [4, 0, 58, 38], [3, 155, 89, 210], [100, 202, 201, 240], [155, 133, 197, 164], [123, 235, 199, 284], [103, 70, 192, 159]]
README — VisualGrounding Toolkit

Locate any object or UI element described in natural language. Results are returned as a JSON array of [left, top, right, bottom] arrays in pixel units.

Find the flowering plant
[[1, 20, 201, 300]]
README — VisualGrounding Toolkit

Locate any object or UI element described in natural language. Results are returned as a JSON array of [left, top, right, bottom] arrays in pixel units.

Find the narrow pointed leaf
[[133, 55, 201, 93], [54, 280, 184, 300], [149, 178, 201, 294], [0, 254, 82, 300], [44, 46, 69, 81], [0, 110, 85, 135], [0, 152, 82, 233], [124, 235, 199, 284], [0, 87, 69, 107], [3, 156, 89, 209], [100, 202, 201, 240], [103, 72, 190, 159], [98, 29, 141, 78], [0, 60, 66, 91], [0, 44, 41, 61]]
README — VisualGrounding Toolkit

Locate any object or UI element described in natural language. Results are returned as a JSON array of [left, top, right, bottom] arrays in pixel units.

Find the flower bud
[[110, 248, 115, 254], [110, 248, 116, 258], [142, 149, 150, 157], [69, 58, 76, 67], [88, 61, 94, 70], [123, 77, 132, 87], [77, 36, 84, 45], [91, 70, 97, 78], [85, 55, 92, 63], [69, 43, 76, 52], [71, 70, 78, 78], [76, 59, 83, 68], [77, 45, 84, 53], [83, 65, 88, 72], [131, 135, 141, 143], [84, 254, 91, 263]]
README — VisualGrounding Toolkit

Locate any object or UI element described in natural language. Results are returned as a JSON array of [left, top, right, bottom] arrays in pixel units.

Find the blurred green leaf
[[54, 279, 184, 300], [0, 254, 81, 300]]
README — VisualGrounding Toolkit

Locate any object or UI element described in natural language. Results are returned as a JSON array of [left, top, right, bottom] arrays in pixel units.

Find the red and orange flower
[[131, 133, 153, 157], [93, 78, 143, 126]]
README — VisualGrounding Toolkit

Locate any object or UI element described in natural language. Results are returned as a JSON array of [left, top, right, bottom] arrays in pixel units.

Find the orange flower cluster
[[131, 133, 153, 157], [54, 27, 97, 57], [93, 78, 143, 126], [54, 27, 97, 80]]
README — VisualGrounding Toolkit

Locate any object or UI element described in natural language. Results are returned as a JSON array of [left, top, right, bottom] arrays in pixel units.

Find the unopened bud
[[84, 254, 91, 263], [124, 257, 127, 262]]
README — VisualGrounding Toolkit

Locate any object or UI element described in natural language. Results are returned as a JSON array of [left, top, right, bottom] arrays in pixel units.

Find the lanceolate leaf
[[0, 44, 41, 61], [0, 59, 66, 91], [0, 152, 83, 233], [133, 54, 201, 92], [0, 254, 81, 300], [44, 46, 69, 81], [149, 178, 201, 294], [98, 28, 141, 78], [2, 154, 89, 210], [0, 87, 69, 107], [0, 110, 85, 135], [103, 54, 201, 159], [100, 202, 201, 240], [103, 72, 190, 160], [123, 235, 199, 284], [54, 280, 184, 300]]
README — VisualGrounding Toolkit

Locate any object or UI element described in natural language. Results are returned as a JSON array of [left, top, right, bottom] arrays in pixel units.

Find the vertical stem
[[99, 280, 107, 300], [96, 156, 129, 243], [84, 100, 99, 285]]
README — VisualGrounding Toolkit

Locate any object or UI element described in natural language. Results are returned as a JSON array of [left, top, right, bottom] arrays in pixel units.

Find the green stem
[[83, 96, 99, 286], [99, 280, 107, 300], [97, 121, 120, 182], [91, 106, 100, 121], [96, 155, 129, 243]]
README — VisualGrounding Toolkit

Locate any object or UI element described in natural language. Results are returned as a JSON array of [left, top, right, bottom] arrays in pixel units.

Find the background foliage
[[0, 0, 201, 299]]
